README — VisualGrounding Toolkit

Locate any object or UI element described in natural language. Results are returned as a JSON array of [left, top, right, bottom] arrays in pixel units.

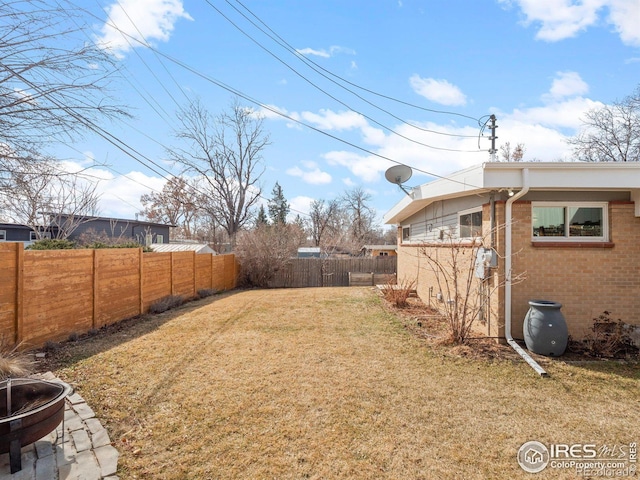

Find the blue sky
[[55, 0, 639, 225]]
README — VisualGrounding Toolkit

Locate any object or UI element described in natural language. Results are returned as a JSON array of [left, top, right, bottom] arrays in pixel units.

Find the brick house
[[384, 162, 640, 343]]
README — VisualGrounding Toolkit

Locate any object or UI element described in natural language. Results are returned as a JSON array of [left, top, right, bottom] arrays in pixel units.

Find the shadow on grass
[[557, 357, 640, 380], [32, 289, 243, 373]]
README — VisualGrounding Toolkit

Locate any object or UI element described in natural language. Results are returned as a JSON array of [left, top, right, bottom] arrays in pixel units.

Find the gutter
[[504, 168, 548, 377]]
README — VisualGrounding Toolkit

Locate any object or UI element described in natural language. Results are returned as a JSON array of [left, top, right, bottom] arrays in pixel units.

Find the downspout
[[504, 168, 548, 377]]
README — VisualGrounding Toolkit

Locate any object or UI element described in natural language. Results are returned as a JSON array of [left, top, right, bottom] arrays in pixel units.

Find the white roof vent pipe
[[504, 168, 548, 377]]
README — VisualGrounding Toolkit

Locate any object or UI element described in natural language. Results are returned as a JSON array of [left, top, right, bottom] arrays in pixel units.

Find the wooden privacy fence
[[0, 243, 238, 348], [267, 257, 397, 288]]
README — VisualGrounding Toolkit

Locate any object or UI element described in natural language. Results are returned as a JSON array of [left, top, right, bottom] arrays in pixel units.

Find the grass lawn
[[44, 287, 638, 479]]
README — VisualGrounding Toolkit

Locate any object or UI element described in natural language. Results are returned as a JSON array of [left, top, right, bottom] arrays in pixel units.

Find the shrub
[[149, 295, 184, 314], [43, 341, 60, 352], [84, 241, 153, 252], [197, 289, 217, 298], [235, 223, 306, 287], [381, 278, 416, 308], [582, 311, 639, 358], [27, 238, 75, 250]]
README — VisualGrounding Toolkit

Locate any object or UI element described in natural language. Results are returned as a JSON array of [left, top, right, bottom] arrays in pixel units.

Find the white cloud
[[542, 71, 589, 102], [96, 0, 192, 57], [409, 76, 467, 106], [300, 109, 367, 131], [289, 196, 315, 217], [324, 151, 389, 183], [296, 45, 356, 58], [286, 162, 333, 184], [501, 0, 640, 46], [607, 0, 640, 45], [265, 72, 610, 187], [342, 177, 356, 187], [296, 47, 330, 58]]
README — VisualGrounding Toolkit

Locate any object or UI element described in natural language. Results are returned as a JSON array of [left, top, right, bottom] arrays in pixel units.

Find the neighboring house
[[298, 247, 321, 258], [150, 243, 217, 254], [0, 223, 42, 245], [53, 215, 172, 245], [384, 161, 640, 342], [360, 245, 398, 257]]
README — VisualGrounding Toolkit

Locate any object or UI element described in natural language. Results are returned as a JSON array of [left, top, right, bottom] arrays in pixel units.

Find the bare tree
[[140, 176, 200, 239], [420, 226, 525, 344], [170, 97, 269, 245], [0, 1, 128, 153], [0, 155, 100, 238], [499, 142, 526, 162], [341, 187, 377, 252], [568, 85, 640, 162], [308, 199, 341, 247]]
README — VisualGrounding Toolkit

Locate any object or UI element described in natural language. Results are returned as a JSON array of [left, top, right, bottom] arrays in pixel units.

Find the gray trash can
[[523, 300, 568, 356]]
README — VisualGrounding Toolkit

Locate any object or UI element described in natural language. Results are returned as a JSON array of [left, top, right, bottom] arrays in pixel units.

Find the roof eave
[[384, 162, 640, 225]]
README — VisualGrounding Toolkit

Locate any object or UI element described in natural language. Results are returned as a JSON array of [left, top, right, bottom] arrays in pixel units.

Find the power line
[[26, 4, 486, 195], [228, 0, 481, 129], [203, 0, 481, 152]]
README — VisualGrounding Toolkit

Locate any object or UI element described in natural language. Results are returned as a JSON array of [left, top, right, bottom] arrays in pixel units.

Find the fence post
[[92, 249, 98, 330], [139, 247, 144, 315], [14, 243, 24, 344], [170, 252, 175, 296], [192, 251, 197, 297]]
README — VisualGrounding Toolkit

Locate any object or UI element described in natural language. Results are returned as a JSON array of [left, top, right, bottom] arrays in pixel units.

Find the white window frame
[[30, 231, 37, 241], [531, 201, 608, 242], [402, 226, 410, 242], [458, 207, 483, 239], [0, 230, 6, 241], [156, 234, 164, 244]]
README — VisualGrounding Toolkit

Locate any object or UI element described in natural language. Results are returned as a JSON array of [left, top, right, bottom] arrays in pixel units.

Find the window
[[402, 226, 410, 241], [30, 231, 37, 241], [459, 208, 482, 238], [379, 251, 389, 256], [532, 202, 607, 241], [156, 234, 164, 243], [0, 230, 5, 241]]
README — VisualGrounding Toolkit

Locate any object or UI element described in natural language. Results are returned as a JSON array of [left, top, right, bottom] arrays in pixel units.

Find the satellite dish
[[385, 165, 413, 196], [385, 165, 412, 185]]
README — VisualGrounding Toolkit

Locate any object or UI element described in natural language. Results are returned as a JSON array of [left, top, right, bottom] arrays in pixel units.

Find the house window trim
[[458, 206, 483, 239], [531, 201, 608, 243], [402, 226, 411, 242], [0, 230, 6, 241]]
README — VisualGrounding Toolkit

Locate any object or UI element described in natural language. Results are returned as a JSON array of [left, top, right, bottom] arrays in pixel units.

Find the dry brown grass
[[44, 288, 638, 479], [0, 339, 32, 380]]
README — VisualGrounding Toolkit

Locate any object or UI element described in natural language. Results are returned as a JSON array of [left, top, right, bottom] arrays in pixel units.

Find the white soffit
[[384, 162, 640, 224]]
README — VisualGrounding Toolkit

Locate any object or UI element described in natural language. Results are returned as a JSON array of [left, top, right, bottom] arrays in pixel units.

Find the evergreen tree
[[268, 182, 289, 225], [256, 204, 269, 227]]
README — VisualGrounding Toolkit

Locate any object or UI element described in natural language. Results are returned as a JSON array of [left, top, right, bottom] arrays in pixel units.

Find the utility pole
[[489, 114, 498, 161]]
